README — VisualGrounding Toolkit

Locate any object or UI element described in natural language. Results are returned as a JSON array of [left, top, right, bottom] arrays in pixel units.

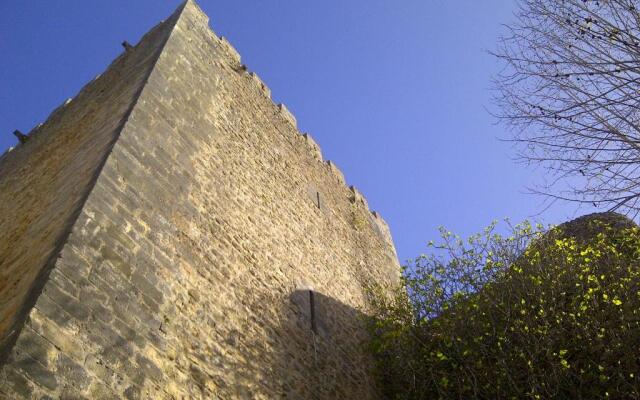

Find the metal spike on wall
[[12, 130, 28, 144]]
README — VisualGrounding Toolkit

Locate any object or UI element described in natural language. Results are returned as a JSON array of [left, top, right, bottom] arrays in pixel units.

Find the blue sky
[[0, 1, 596, 263]]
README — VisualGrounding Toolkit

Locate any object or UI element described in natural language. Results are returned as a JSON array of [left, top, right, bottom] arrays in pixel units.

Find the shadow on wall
[[283, 290, 378, 399], [1, 287, 381, 399], [189, 290, 380, 399]]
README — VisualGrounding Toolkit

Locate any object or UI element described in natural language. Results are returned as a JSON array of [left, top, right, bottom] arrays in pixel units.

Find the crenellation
[[248, 72, 271, 98], [302, 133, 323, 161], [218, 36, 241, 65], [371, 210, 389, 224], [326, 160, 346, 185], [370, 210, 396, 252], [350, 186, 369, 210], [277, 103, 297, 128]]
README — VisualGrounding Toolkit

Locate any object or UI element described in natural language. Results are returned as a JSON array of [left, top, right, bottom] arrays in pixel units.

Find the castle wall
[[0, 5, 179, 363], [0, 1, 400, 398]]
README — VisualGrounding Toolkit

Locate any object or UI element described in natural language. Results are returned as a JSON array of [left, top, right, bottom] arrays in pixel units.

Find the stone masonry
[[0, 1, 401, 398]]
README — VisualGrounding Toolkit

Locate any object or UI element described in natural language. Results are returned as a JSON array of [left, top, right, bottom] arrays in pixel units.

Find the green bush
[[368, 213, 640, 399]]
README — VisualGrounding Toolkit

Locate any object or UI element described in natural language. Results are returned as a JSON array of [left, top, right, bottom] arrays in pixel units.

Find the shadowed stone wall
[[0, 1, 401, 398]]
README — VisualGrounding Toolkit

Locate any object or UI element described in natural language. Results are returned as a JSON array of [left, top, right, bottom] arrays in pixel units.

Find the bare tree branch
[[492, 0, 640, 215]]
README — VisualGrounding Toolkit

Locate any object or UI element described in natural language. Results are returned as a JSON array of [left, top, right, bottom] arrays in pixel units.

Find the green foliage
[[368, 216, 640, 399]]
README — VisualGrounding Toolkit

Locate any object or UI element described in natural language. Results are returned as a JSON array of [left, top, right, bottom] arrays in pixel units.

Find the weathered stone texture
[[0, 3, 180, 365], [0, 1, 400, 398]]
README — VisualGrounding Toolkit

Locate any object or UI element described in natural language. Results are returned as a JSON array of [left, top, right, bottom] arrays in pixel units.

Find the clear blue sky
[[0, 1, 595, 263]]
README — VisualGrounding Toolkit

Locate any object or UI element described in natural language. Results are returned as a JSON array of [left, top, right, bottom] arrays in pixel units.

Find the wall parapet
[[249, 72, 271, 98], [370, 210, 394, 246], [349, 186, 369, 210], [302, 133, 322, 162], [278, 104, 297, 128], [186, 6, 401, 280], [325, 160, 346, 185], [219, 36, 241, 65]]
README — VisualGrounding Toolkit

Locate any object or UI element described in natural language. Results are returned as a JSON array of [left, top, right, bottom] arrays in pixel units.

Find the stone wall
[[0, 4, 180, 364], [0, 1, 401, 399]]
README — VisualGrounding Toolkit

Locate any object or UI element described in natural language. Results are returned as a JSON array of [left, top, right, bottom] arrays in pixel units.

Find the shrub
[[368, 213, 640, 399]]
